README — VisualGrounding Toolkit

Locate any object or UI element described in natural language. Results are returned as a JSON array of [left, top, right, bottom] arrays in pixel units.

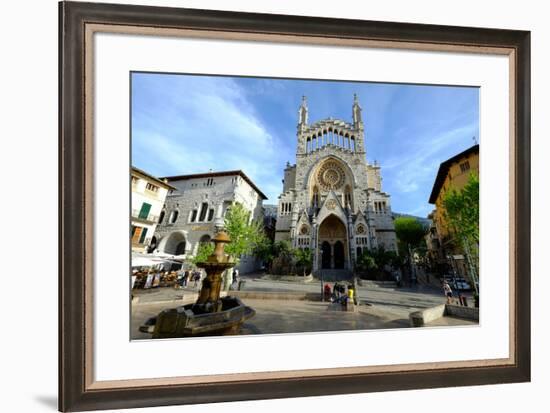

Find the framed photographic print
[[59, 1, 530, 411]]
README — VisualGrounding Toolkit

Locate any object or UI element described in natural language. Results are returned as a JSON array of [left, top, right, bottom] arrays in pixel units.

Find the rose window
[[317, 161, 345, 191]]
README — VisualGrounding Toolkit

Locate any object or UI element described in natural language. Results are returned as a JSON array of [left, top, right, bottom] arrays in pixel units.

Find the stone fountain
[[139, 231, 255, 338]]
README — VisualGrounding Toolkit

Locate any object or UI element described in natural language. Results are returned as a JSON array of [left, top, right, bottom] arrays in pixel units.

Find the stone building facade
[[274, 95, 397, 273], [151, 170, 267, 273]]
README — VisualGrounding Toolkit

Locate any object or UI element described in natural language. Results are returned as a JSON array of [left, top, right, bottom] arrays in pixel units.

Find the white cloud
[[383, 123, 477, 194], [132, 75, 285, 201]]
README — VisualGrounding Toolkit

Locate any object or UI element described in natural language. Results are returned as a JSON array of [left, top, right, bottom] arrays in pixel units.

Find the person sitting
[[324, 283, 332, 301]]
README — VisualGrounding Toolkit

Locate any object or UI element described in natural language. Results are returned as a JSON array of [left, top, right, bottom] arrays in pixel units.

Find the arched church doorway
[[321, 241, 331, 269], [318, 214, 347, 270], [334, 241, 345, 269]]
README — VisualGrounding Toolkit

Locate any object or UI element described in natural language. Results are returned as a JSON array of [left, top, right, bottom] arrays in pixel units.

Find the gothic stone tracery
[[274, 95, 398, 273]]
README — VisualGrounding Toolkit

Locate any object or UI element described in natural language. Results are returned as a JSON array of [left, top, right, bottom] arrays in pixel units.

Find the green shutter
[[139, 227, 148, 244], [139, 203, 152, 219]]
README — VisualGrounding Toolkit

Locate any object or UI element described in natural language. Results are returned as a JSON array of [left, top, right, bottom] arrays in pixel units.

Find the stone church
[[274, 95, 397, 274]]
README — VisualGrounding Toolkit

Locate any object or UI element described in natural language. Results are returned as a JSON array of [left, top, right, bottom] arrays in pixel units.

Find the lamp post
[[320, 248, 324, 301]]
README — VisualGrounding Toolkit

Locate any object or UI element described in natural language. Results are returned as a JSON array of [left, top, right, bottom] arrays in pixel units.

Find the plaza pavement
[[131, 274, 476, 339]]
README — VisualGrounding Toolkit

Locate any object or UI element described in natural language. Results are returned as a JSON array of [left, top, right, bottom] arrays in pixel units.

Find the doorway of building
[[321, 241, 331, 269], [318, 214, 347, 270], [334, 241, 345, 269]]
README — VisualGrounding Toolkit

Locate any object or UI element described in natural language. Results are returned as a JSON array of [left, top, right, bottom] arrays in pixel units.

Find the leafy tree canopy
[[292, 248, 313, 276], [191, 242, 214, 265], [223, 202, 267, 262], [394, 216, 428, 247], [442, 173, 479, 244]]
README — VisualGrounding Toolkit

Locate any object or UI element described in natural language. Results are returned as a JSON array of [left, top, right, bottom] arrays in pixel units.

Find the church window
[[350, 137, 356, 152], [207, 208, 214, 222]]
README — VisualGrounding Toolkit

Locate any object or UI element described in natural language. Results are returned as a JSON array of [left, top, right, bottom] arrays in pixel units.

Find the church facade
[[274, 95, 397, 273]]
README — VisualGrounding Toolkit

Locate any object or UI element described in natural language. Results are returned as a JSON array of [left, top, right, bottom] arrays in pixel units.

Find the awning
[[131, 253, 186, 268]]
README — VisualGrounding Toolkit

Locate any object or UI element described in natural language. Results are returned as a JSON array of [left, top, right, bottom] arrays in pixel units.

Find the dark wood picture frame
[[59, 1, 530, 411]]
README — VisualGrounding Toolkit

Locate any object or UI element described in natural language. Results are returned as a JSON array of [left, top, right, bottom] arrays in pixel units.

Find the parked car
[[443, 276, 471, 291]]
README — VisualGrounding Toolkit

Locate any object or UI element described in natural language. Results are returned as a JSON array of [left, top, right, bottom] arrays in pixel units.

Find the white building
[[274, 95, 397, 275], [131, 167, 175, 253], [152, 170, 267, 273]]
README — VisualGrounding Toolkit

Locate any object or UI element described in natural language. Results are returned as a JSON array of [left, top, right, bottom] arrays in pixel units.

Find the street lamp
[[320, 248, 324, 301]]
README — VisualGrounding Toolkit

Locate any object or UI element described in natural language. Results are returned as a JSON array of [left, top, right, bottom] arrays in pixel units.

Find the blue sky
[[131, 72, 479, 217]]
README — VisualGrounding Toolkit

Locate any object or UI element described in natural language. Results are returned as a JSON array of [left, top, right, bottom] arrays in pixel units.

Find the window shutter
[[139, 203, 152, 219], [139, 227, 148, 244]]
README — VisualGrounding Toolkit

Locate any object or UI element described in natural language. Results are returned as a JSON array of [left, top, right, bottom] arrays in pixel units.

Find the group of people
[[176, 268, 203, 289], [324, 282, 356, 306], [132, 269, 174, 289]]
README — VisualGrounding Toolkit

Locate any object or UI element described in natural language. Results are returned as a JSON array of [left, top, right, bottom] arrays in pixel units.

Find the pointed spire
[[298, 95, 308, 126]]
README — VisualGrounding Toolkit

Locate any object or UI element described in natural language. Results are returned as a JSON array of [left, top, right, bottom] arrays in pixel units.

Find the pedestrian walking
[[443, 280, 453, 304], [182, 270, 189, 287]]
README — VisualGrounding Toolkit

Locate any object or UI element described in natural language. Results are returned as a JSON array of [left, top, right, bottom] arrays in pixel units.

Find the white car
[[444, 277, 471, 291]]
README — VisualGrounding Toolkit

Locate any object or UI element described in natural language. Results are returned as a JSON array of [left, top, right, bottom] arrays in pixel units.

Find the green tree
[[223, 202, 266, 263], [374, 246, 404, 270], [394, 216, 428, 282], [394, 217, 427, 248], [191, 242, 214, 265], [356, 251, 377, 274], [253, 237, 275, 270], [273, 240, 292, 258], [442, 174, 479, 244], [442, 173, 479, 293], [292, 248, 313, 276]]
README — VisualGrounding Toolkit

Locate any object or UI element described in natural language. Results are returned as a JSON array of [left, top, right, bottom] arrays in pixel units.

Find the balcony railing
[[132, 237, 152, 247], [131, 209, 159, 223]]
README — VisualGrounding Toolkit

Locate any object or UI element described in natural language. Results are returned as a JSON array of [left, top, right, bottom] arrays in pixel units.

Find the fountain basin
[[139, 296, 255, 338]]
